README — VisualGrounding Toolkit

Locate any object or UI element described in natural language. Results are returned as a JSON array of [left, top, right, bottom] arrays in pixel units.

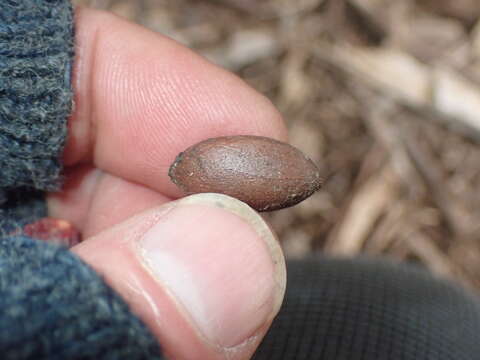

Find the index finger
[[67, 7, 287, 198]]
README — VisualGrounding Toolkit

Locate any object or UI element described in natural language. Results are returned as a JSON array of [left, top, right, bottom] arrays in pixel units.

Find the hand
[[47, 7, 287, 360]]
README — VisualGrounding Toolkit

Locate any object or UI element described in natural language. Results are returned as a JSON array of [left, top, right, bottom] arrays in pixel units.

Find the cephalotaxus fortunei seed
[[168, 135, 323, 211]]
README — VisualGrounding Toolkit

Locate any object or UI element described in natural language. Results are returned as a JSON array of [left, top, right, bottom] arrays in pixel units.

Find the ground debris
[[75, 0, 480, 292]]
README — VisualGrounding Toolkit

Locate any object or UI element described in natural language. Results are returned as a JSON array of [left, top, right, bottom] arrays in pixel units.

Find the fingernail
[[139, 193, 286, 349]]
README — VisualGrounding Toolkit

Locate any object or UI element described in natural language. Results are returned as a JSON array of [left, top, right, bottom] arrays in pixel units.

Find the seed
[[22, 218, 81, 247], [168, 135, 322, 211]]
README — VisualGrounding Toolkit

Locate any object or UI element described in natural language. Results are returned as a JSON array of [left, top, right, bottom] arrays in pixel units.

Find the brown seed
[[168, 135, 322, 211]]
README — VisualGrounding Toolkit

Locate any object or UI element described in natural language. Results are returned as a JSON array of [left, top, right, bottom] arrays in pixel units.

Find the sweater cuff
[[0, 235, 164, 359], [0, 0, 74, 191]]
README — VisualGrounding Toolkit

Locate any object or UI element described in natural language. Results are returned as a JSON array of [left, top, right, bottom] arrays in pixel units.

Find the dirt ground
[[74, 0, 480, 291]]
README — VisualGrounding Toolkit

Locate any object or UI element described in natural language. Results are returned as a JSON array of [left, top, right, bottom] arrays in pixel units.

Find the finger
[[66, 7, 287, 198], [49, 166, 170, 237], [72, 193, 286, 360]]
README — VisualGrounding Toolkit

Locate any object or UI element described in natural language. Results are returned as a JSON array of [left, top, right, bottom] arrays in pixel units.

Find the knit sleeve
[[0, 0, 75, 232], [0, 0, 74, 191], [0, 235, 165, 359], [0, 2, 165, 359]]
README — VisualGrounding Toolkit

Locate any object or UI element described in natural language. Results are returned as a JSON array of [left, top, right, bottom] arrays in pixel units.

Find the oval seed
[[168, 135, 322, 211]]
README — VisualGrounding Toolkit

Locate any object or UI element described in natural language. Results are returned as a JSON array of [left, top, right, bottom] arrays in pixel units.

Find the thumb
[[71, 193, 286, 360]]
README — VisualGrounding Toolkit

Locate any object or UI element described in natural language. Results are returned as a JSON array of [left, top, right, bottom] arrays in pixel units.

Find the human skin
[[47, 7, 288, 360]]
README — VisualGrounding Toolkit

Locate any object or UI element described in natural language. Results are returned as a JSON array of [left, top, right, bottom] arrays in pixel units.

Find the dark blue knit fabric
[[0, 0, 73, 191], [0, 2, 166, 358], [0, 188, 47, 235], [1, 0, 75, 232], [0, 236, 164, 359]]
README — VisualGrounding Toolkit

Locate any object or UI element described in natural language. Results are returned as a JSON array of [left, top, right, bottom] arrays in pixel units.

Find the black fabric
[[254, 257, 480, 360]]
